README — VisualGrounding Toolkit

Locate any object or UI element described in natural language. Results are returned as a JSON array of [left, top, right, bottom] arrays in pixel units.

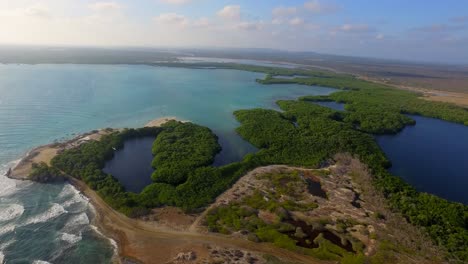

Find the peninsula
[[7, 65, 468, 263]]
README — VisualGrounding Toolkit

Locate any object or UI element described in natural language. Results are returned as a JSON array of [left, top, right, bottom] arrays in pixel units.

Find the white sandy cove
[[144, 116, 188, 127]]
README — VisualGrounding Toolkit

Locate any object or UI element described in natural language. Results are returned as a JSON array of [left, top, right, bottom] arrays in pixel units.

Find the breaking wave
[[22, 203, 67, 226], [0, 203, 24, 222], [58, 232, 82, 244], [32, 260, 52, 264]]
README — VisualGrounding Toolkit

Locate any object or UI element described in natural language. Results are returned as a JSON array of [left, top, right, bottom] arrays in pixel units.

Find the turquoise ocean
[[0, 64, 336, 263]]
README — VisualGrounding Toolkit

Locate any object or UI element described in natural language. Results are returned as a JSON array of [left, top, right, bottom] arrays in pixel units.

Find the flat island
[[7, 65, 468, 264]]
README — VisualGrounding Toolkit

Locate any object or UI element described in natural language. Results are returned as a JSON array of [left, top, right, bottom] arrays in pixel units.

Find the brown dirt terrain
[[69, 177, 328, 264], [194, 157, 445, 264], [359, 75, 468, 107]]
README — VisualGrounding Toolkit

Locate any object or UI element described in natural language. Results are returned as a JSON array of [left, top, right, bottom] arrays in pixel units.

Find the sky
[[0, 0, 467, 63]]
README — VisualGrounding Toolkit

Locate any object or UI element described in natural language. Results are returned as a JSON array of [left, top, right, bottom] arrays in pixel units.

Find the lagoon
[[103, 137, 155, 193], [0, 64, 336, 263], [377, 115, 468, 204]]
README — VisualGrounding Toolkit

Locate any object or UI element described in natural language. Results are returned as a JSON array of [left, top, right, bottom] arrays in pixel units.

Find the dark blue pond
[[309, 98, 468, 204], [377, 115, 468, 204], [103, 137, 155, 193], [313, 101, 345, 111]]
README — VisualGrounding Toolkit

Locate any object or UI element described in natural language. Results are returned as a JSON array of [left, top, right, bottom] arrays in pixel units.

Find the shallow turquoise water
[[0, 64, 336, 263]]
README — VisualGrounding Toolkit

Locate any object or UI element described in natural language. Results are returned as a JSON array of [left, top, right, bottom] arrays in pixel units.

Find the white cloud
[[24, 5, 51, 19], [340, 24, 371, 33], [237, 21, 263, 31], [272, 6, 297, 17], [272, 18, 283, 25], [154, 13, 189, 27], [289, 17, 304, 26], [193, 17, 210, 27], [88, 2, 123, 12], [304, 0, 339, 14], [217, 5, 240, 20], [159, 0, 192, 4]]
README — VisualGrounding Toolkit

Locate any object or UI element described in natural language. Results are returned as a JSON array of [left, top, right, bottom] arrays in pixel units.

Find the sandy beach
[[3, 117, 328, 263], [7, 129, 117, 180], [145, 116, 185, 127], [8, 116, 180, 181]]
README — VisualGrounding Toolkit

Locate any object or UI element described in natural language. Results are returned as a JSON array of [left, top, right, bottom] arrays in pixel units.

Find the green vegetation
[[233, 99, 468, 262], [39, 64, 467, 261], [50, 126, 163, 217], [151, 121, 221, 185], [48, 122, 258, 214], [30, 162, 65, 183], [206, 171, 360, 262], [257, 74, 468, 133]]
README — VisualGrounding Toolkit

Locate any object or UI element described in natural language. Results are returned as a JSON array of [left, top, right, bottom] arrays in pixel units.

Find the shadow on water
[[311, 101, 345, 111]]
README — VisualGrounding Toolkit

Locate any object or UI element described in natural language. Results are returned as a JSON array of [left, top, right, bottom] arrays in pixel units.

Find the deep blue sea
[[0, 64, 336, 263]]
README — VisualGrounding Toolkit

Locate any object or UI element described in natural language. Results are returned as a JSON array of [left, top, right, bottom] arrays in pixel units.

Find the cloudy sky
[[0, 0, 467, 63]]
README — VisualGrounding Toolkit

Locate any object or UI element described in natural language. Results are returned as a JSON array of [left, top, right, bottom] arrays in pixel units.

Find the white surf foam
[[64, 212, 89, 230], [0, 223, 15, 237], [22, 203, 67, 226], [61, 194, 84, 209], [0, 238, 14, 250], [32, 260, 51, 264], [57, 184, 76, 199], [0, 160, 21, 197], [59, 232, 82, 244], [59, 184, 89, 211], [0, 203, 24, 222], [90, 225, 118, 254]]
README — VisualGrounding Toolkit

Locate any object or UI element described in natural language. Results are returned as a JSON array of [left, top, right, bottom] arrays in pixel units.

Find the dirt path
[[69, 177, 329, 264]]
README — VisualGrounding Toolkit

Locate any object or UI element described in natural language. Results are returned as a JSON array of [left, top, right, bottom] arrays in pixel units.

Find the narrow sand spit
[[8, 116, 182, 180], [145, 116, 187, 128], [8, 129, 116, 180]]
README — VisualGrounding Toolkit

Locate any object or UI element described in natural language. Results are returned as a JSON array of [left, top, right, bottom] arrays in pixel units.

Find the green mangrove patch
[[34, 64, 468, 262]]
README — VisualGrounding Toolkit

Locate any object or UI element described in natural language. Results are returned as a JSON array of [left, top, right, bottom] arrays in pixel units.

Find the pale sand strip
[[8, 129, 117, 180]]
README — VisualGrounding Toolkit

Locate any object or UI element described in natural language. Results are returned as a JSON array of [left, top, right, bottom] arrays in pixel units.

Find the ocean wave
[[61, 194, 85, 209], [32, 260, 52, 264], [0, 223, 15, 237], [63, 212, 89, 230], [59, 184, 89, 211], [0, 238, 15, 250], [0, 251, 4, 264], [57, 184, 77, 199], [59, 232, 82, 244], [90, 225, 118, 253], [22, 203, 67, 226], [0, 160, 21, 197], [0, 203, 24, 222]]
